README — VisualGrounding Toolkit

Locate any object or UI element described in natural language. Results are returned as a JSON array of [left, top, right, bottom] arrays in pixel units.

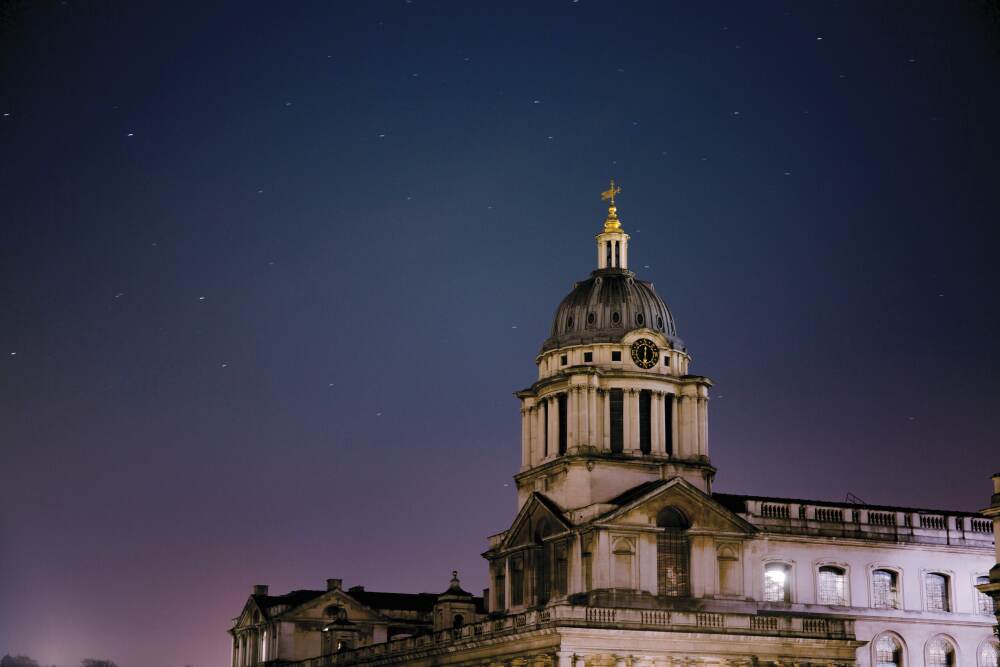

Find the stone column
[[557, 652, 574, 667], [547, 396, 558, 460], [521, 407, 531, 470], [627, 388, 641, 454], [567, 388, 578, 452], [535, 404, 546, 463], [697, 396, 709, 458], [602, 389, 611, 450], [669, 394, 678, 456], [587, 385, 599, 447]]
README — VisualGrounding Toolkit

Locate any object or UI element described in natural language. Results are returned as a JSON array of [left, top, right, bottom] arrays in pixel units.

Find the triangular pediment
[[500, 492, 573, 550], [597, 477, 757, 535], [279, 589, 388, 622]]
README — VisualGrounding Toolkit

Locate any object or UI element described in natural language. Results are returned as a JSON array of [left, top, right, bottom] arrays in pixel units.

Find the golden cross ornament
[[601, 179, 621, 205]]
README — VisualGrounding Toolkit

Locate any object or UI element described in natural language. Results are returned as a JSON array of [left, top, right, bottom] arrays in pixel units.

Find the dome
[[540, 268, 683, 353]]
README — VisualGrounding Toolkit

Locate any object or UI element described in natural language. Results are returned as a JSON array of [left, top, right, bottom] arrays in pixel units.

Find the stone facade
[[229, 192, 998, 667]]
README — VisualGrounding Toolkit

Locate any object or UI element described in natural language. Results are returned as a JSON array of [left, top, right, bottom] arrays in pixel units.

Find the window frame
[[978, 637, 999, 667], [925, 634, 959, 667], [814, 561, 850, 606], [922, 570, 954, 613], [761, 559, 795, 603], [869, 565, 903, 610], [973, 572, 994, 616], [872, 631, 907, 667]]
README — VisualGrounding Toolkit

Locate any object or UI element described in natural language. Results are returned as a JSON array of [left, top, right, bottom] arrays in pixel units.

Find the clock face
[[630, 338, 659, 369]]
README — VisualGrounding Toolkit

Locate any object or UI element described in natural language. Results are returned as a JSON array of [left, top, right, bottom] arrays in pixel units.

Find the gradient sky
[[2, 2, 999, 666]]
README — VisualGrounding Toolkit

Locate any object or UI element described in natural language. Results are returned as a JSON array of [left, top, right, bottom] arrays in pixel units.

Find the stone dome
[[540, 268, 683, 353]]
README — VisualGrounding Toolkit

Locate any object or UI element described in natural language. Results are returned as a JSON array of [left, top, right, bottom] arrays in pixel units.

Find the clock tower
[[514, 183, 713, 512]]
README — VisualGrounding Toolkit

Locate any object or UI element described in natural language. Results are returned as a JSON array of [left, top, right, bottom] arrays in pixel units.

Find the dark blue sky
[[2, 2, 998, 666]]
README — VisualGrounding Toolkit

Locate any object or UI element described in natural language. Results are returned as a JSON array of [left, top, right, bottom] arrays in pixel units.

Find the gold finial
[[601, 179, 623, 232]]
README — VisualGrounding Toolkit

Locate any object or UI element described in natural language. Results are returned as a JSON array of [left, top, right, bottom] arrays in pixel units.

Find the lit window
[[981, 641, 999, 667], [976, 575, 994, 615], [875, 634, 902, 667], [817, 566, 847, 605], [927, 638, 955, 667], [872, 569, 899, 609], [925, 573, 950, 612], [764, 563, 791, 602]]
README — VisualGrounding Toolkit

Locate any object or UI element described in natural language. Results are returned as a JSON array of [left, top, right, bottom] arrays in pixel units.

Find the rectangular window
[[664, 395, 673, 456], [764, 563, 791, 602], [553, 541, 568, 596], [639, 390, 652, 454], [510, 555, 524, 606], [611, 350, 622, 362], [872, 569, 898, 609], [534, 546, 550, 605], [557, 393, 567, 455], [664, 355, 670, 367], [925, 573, 949, 612], [657, 531, 690, 596], [817, 566, 847, 605], [583, 351, 593, 363], [494, 571, 505, 610], [609, 389, 624, 453], [977, 576, 994, 615], [582, 537, 593, 591], [560, 354, 568, 365]]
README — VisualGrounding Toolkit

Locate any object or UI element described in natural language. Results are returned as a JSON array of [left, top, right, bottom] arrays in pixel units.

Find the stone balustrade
[[290, 604, 853, 667]]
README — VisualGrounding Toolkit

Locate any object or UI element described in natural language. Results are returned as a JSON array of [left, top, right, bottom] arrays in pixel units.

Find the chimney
[[327, 578, 342, 591], [253, 584, 269, 595]]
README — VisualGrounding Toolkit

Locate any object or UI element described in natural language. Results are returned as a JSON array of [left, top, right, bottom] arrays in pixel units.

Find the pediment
[[282, 589, 387, 622], [598, 477, 756, 535], [234, 598, 267, 628], [500, 492, 573, 550]]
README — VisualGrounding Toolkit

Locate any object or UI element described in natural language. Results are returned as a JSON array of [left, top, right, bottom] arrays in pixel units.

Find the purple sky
[[2, 2, 999, 666]]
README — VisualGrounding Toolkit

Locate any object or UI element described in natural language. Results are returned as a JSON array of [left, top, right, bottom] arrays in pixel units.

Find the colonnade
[[471, 655, 807, 667], [232, 626, 275, 667], [520, 385, 708, 469]]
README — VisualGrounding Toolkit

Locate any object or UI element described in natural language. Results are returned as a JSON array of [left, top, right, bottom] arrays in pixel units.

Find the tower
[[514, 182, 713, 511]]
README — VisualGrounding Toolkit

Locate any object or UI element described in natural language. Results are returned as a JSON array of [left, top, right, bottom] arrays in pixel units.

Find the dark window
[[557, 394, 567, 455], [615, 241, 620, 267], [611, 311, 621, 325], [664, 355, 670, 367], [611, 351, 622, 361], [583, 352, 593, 363], [566, 316, 573, 330], [639, 390, 652, 454], [656, 507, 690, 597], [543, 401, 549, 457], [452, 614, 464, 628], [587, 312, 596, 325], [664, 395, 674, 456], [605, 242, 612, 268], [560, 354, 567, 365], [494, 571, 505, 610], [553, 541, 568, 596], [609, 389, 624, 453], [657, 315, 664, 330], [636, 312, 645, 326], [534, 541, 550, 606], [510, 556, 524, 606]]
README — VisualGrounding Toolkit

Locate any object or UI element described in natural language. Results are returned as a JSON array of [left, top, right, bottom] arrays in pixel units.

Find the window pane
[[875, 635, 901, 667], [976, 575, 994, 615], [873, 570, 898, 609], [764, 563, 790, 602], [981, 642, 998, 667], [927, 639, 954, 667], [657, 530, 689, 596], [925, 574, 949, 612], [818, 566, 846, 605]]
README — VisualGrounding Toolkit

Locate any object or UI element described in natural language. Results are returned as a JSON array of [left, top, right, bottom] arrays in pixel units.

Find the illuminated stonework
[[229, 187, 996, 667]]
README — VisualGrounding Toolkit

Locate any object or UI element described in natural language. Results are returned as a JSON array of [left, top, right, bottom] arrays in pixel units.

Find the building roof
[[712, 492, 987, 517], [540, 268, 683, 353], [253, 589, 326, 617]]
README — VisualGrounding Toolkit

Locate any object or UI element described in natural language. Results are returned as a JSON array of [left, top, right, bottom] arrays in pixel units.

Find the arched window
[[452, 614, 464, 628], [764, 562, 792, 602], [875, 634, 903, 667], [927, 637, 956, 667], [612, 537, 635, 589], [976, 575, 994, 615], [925, 573, 950, 612], [656, 507, 690, 596], [872, 569, 900, 609], [817, 565, 847, 605], [980, 640, 999, 667]]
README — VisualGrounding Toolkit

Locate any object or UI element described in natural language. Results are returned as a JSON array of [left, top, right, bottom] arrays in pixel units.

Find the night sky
[[2, 2, 999, 666]]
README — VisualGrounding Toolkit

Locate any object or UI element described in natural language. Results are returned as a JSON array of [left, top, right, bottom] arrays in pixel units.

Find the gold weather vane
[[601, 179, 623, 232]]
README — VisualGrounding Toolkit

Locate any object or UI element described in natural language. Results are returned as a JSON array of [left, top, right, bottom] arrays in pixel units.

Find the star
[[376, 412, 383, 417], [257, 189, 264, 194], [126, 132, 134, 137], [532, 99, 541, 104], [284, 101, 292, 106], [2, 112, 9, 117], [9, 352, 16, 356], [198, 296, 206, 301], [784, 171, 792, 176], [378, 133, 386, 138], [221, 363, 228, 368], [816, 36, 824, 41], [511, 325, 518, 329], [732, 111, 740, 116], [114, 292, 124, 299]]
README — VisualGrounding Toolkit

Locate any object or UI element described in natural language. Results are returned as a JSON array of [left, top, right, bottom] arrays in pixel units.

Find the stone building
[[230, 186, 998, 667]]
